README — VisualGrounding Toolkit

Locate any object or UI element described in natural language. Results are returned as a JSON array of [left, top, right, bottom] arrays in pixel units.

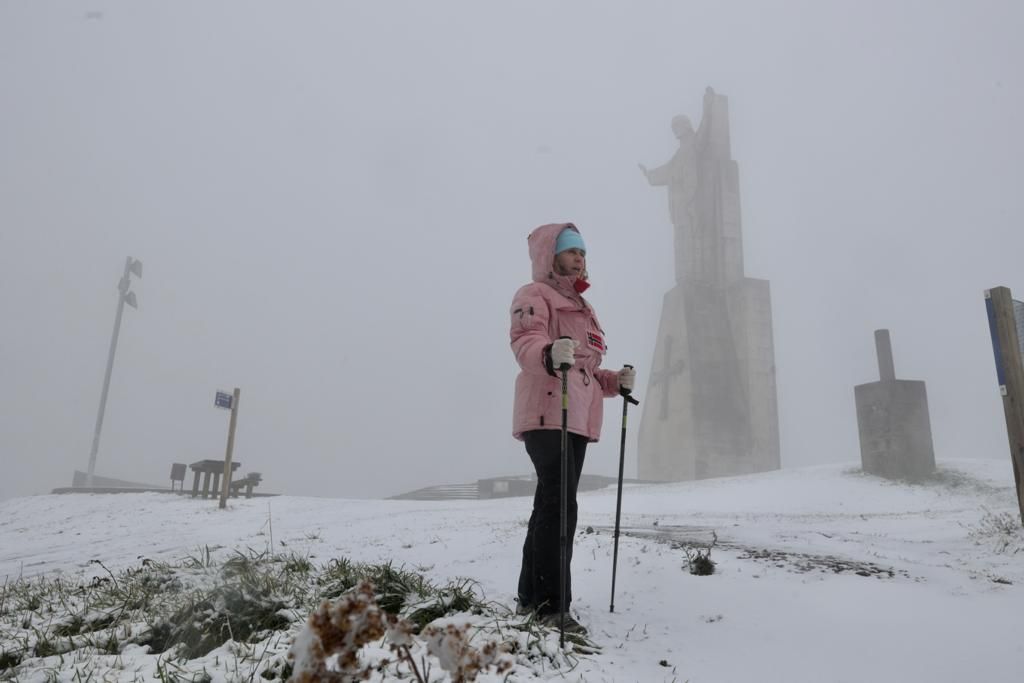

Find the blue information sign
[[985, 294, 1024, 392], [1015, 300, 1024, 362], [215, 391, 233, 410], [986, 295, 1006, 388]]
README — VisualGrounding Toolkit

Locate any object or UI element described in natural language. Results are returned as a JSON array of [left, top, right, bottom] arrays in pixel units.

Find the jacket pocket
[[541, 374, 563, 425], [511, 302, 540, 334]]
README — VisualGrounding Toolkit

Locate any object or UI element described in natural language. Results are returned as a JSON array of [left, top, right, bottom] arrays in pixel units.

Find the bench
[[229, 472, 263, 498]]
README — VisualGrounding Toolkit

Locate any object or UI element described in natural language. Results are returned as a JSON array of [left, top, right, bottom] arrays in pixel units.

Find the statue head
[[671, 115, 695, 141]]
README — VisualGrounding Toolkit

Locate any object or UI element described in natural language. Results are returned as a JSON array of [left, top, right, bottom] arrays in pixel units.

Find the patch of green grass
[[404, 578, 482, 630], [314, 558, 489, 630], [0, 647, 23, 670], [146, 553, 297, 658], [314, 557, 358, 600], [31, 630, 61, 658], [282, 555, 312, 575], [154, 656, 212, 683], [3, 551, 512, 680], [362, 561, 432, 614], [51, 615, 85, 638]]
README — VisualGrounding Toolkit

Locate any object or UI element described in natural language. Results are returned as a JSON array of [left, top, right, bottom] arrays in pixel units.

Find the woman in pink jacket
[[509, 222, 635, 633]]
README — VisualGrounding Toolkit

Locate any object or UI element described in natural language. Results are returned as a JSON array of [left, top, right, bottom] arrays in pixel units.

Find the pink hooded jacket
[[510, 223, 621, 441]]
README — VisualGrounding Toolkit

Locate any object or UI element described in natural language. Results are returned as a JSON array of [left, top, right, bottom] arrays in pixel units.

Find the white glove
[[551, 338, 579, 368], [618, 366, 636, 392]]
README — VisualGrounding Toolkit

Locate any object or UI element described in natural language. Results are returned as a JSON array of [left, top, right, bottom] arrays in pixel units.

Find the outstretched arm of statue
[[640, 160, 671, 186]]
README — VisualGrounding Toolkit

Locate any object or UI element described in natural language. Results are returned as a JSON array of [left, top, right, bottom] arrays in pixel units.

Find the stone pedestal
[[638, 279, 779, 480], [854, 330, 936, 481]]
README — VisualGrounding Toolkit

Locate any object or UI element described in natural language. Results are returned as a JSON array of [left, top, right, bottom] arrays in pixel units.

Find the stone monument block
[[854, 330, 936, 481]]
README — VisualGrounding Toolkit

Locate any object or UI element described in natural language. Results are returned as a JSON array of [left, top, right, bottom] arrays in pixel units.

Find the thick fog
[[2, 1, 1022, 501]]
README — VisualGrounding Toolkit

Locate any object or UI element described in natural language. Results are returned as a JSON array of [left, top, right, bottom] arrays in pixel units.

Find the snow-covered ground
[[2, 459, 1023, 682]]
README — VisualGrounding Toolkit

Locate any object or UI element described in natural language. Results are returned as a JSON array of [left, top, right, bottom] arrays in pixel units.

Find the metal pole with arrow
[[86, 256, 142, 488]]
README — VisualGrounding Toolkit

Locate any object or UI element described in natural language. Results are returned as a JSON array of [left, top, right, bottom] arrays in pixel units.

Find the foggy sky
[[2, 1, 1022, 502]]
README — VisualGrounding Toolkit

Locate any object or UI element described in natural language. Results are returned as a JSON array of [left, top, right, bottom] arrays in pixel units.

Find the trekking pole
[[557, 338, 572, 648], [610, 365, 639, 613]]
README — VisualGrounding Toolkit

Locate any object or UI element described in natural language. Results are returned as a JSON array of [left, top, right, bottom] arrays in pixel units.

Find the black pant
[[517, 429, 588, 615]]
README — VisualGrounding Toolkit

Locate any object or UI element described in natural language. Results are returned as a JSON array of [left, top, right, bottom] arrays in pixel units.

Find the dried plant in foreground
[[422, 622, 512, 682], [288, 579, 512, 682]]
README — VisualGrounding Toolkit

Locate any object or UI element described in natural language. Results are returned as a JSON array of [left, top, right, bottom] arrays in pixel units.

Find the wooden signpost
[[215, 388, 241, 510], [984, 287, 1024, 525]]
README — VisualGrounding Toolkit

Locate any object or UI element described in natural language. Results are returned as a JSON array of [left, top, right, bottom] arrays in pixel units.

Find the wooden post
[[219, 387, 241, 509], [984, 288, 1024, 525]]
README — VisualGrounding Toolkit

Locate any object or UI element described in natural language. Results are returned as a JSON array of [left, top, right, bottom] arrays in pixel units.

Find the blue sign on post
[[986, 294, 1007, 389], [1015, 300, 1024, 362], [215, 391, 233, 410]]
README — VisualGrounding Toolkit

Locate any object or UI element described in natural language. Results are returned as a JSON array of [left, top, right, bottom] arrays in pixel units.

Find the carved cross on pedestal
[[649, 335, 687, 420]]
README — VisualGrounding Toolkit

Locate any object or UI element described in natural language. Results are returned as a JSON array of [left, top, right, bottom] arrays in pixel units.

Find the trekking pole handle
[[620, 363, 639, 404], [557, 335, 573, 372]]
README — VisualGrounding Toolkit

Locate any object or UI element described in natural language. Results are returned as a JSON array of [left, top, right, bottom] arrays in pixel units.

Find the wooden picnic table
[[189, 459, 241, 499]]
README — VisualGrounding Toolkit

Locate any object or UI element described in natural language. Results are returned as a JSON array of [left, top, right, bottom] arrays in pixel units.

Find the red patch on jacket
[[586, 330, 606, 353]]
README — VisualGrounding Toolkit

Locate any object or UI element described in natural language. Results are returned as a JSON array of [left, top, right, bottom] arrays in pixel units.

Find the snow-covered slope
[[2, 459, 1022, 682]]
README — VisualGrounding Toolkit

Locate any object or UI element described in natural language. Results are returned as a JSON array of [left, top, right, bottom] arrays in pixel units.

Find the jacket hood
[[527, 222, 588, 294]]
